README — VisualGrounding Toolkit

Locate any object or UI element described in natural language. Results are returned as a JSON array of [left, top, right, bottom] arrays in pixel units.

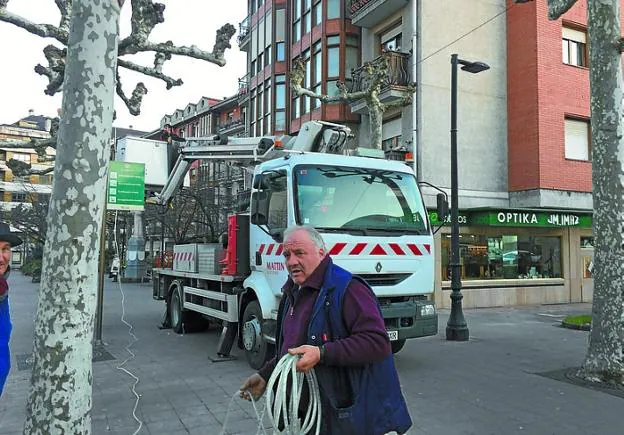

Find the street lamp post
[[446, 54, 490, 341]]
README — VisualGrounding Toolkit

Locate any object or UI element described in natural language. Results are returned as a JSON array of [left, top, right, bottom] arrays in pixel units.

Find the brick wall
[[507, 0, 600, 193]]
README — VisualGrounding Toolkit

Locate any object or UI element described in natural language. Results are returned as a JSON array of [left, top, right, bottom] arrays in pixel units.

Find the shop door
[[580, 247, 594, 303]]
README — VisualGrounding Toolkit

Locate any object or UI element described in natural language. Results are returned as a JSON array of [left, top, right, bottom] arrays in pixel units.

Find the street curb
[[561, 320, 591, 331]]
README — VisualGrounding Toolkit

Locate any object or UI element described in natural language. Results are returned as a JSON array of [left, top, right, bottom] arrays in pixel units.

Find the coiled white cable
[[265, 353, 322, 435], [220, 353, 322, 435]]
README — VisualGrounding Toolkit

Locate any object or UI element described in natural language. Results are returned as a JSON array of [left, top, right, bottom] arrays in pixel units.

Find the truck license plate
[[387, 330, 399, 341]]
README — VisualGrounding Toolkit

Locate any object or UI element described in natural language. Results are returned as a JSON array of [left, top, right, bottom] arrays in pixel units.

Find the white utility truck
[[124, 121, 445, 369]]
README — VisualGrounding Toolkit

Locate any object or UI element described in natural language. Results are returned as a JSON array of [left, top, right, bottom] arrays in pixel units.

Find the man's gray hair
[[283, 225, 327, 251]]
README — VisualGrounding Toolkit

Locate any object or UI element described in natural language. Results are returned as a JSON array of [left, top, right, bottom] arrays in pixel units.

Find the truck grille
[[356, 273, 412, 287]]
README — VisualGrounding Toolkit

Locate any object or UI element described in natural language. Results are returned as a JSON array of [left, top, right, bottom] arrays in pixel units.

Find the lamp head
[[460, 61, 490, 74]]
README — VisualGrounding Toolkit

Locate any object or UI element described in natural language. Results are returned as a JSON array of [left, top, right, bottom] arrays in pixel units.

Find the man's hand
[[288, 345, 321, 372], [239, 373, 267, 402]]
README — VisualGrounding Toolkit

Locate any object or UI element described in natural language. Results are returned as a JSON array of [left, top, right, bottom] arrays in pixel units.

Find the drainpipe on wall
[[412, 0, 423, 181]]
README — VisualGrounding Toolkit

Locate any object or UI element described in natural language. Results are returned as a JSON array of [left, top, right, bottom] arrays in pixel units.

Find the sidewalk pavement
[[0, 271, 621, 435]]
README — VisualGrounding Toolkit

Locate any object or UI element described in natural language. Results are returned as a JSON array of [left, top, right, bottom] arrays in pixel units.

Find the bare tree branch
[[6, 159, 53, 176], [54, 0, 72, 33], [34, 45, 67, 96], [118, 0, 165, 50], [118, 58, 183, 89], [119, 23, 236, 66], [116, 73, 148, 116], [291, 58, 367, 103], [546, 0, 578, 20], [0, 6, 67, 43], [1, 0, 236, 115]]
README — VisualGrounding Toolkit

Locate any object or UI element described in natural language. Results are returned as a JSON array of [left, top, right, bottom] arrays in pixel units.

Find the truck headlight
[[420, 304, 436, 317]]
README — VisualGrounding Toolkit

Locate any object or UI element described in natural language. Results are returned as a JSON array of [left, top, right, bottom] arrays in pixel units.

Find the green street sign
[[107, 161, 145, 211]]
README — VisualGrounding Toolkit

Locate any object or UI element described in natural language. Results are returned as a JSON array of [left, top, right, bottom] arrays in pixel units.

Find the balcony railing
[[349, 0, 407, 28], [237, 15, 251, 47], [237, 74, 250, 102], [218, 118, 245, 132], [348, 50, 412, 93]]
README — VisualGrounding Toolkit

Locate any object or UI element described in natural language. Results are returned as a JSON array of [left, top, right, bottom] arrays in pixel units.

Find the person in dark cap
[[0, 222, 23, 395]]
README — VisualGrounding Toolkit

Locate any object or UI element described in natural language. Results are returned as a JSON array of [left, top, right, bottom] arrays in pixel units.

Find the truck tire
[[241, 301, 273, 370], [170, 286, 185, 334], [391, 339, 406, 354], [168, 285, 209, 334]]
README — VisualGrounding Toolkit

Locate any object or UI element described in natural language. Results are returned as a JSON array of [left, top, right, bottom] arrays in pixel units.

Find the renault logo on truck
[[375, 262, 383, 273]]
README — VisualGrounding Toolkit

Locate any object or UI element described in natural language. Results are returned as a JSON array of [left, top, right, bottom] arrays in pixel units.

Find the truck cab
[[244, 152, 437, 360]]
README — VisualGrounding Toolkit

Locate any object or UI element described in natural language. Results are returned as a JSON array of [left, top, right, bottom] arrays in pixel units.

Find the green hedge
[[21, 258, 42, 277]]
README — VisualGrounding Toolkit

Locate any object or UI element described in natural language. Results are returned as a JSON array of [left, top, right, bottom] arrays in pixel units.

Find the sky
[[0, 0, 248, 132]]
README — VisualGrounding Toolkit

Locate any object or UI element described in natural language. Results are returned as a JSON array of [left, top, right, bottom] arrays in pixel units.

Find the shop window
[[580, 236, 594, 248], [562, 26, 587, 67], [582, 256, 593, 278], [441, 234, 563, 281], [564, 117, 590, 161]]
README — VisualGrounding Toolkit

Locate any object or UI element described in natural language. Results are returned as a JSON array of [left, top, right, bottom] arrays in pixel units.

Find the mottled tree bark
[[23, 1, 120, 433], [519, 0, 624, 384], [579, 0, 624, 384]]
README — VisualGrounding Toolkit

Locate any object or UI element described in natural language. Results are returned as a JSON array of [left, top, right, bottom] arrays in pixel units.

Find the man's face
[[0, 241, 11, 275], [282, 230, 325, 285]]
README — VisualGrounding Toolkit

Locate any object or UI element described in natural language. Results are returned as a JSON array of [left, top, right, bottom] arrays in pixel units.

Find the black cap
[[0, 222, 23, 247]]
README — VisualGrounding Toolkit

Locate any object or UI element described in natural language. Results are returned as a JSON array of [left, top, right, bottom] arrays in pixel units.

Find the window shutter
[[564, 118, 589, 160], [562, 27, 586, 43]]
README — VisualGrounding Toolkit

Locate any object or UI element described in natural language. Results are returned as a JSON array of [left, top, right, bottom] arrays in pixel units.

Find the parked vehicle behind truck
[[121, 121, 445, 369]]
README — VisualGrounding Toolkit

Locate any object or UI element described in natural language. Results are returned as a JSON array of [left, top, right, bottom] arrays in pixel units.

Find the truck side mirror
[[436, 193, 449, 221], [250, 191, 269, 225]]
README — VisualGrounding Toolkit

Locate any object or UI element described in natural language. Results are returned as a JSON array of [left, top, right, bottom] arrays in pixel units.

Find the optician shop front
[[428, 209, 595, 309]]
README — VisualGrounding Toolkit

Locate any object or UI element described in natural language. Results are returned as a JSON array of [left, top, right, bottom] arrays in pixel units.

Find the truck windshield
[[294, 165, 429, 235]]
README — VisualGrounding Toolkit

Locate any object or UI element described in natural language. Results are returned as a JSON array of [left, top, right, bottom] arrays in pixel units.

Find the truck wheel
[[170, 286, 184, 334], [391, 339, 406, 354], [242, 301, 272, 370]]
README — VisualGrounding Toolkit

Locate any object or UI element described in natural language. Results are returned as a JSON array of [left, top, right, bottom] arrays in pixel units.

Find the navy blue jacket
[[0, 273, 11, 395]]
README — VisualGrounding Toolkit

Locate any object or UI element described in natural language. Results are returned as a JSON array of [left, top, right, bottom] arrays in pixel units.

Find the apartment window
[[327, 0, 339, 19], [345, 35, 359, 79], [292, 96, 301, 120], [276, 9, 286, 60], [564, 117, 590, 161], [382, 117, 402, 151], [264, 79, 272, 133], [11, 153, 31, 163], [303, 49, 312, 114], [265, 47, 271, 66], [276, 42, 286, 62], [327, 37, 340, 78], [257, 53, 264, 73], [303, 0, 312, 35], [11, 192, 27, 203], [293, 0, 302, 42], [313, 0, 322, 26], [274, 76, 287, 131], [275, 75, 286, 110], [562, 26, 587, 67], [313, 42, 322, 109]]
